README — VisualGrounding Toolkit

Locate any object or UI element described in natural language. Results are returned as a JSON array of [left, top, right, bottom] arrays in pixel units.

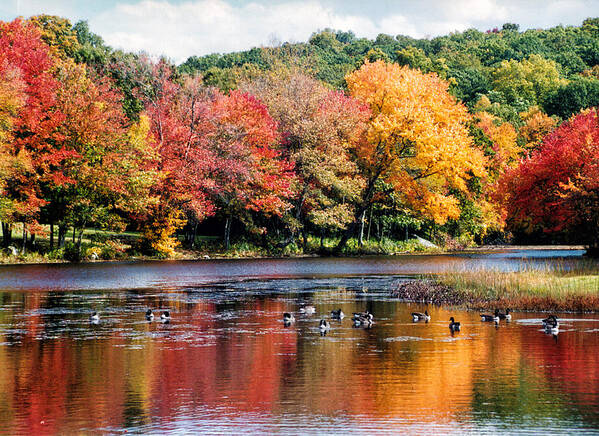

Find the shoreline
[[0, 245, 587, 266]]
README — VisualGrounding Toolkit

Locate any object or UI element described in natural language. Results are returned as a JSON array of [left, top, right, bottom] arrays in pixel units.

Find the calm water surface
[[0, 250, 598, 434]]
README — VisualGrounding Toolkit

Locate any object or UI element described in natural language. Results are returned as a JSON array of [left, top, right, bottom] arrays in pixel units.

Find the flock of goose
[[283, 306, 562, 335], [88, 309, 171, 324], [88, 306, 561, 334], [283, 307, 374, 332]]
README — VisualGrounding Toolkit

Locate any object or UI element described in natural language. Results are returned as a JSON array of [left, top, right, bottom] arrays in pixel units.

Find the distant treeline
[[181, 20, 599, 119]]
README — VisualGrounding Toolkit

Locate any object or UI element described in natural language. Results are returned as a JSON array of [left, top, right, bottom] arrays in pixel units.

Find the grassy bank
[[393, 261, 599, 312], [0, 224, 440, 264]]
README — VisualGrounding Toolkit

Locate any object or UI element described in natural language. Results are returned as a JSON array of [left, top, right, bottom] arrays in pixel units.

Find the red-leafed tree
[[210, 90, 295, 248], [133, 61, 218, 255], [0, 53, 26, 247], [0, 19, 67, 248], [498, 108, 599, 255], [134, 59, 295, 254]]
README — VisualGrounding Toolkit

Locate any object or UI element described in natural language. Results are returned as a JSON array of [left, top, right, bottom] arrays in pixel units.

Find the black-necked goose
[[299, 305, 316, 315], [412, 310, 430, 322], [449, 317, 461, 331], [319, 319, 330, 330], [161, 311, 171, 322], [283, 312, 296, 325], [145, 309, 154, 321], [481, 309, 499, 322], [353, 311, 374, 327], [90, 311, 100, 323], [543, 315, 559, 331], [498, 308, 512, 321], [331, 309, 345, 320]]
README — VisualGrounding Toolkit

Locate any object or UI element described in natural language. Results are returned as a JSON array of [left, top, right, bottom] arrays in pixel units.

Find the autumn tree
[[27, 15, 81, 59], [210, 90, 294, 249], [132, 61, 216, 256], [474, 112, 521, 175], [241, 69, 369, 247], [337, 60, 487, 250], [0, 55, 26, 246], [0, 19, 66, 248], [518, 106, 557, 151], [498, 108, 599, 255], [134, 59, 295, 254], [42, 59, 158, 251]]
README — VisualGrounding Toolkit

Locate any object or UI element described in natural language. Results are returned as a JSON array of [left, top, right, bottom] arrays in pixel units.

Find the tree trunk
[[58, 224, 67, 248], [77, 228, 85, 252], [1, 222, 11, 248], [72, 227, 76, 243], [295, 186, 308, 244], [224, 214, 232, 250], [50, 223, 54, 250], [367, 206, 373, 241], [358, 209, 366, 246], [335, 170, 381, 253], [191, 223, 198, 249], [21, 222, 27, 255]]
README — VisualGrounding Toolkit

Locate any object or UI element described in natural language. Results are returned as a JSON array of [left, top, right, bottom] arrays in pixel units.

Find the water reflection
[[0, 275, 598, 434]]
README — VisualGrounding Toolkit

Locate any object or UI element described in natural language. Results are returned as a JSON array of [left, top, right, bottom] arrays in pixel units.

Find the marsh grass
[[431, 259, 599, 311]]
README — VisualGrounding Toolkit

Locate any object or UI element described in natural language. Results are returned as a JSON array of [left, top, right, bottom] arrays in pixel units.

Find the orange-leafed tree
[[474, 112, 521, 176], [518, 106, 557, 152], [337, 60, 487, 250], [497, 108, 599, 255]]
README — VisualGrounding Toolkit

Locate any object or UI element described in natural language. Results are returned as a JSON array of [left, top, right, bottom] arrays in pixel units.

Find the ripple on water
[[2, 258, 599, 434], [384, 336, 433, 342]]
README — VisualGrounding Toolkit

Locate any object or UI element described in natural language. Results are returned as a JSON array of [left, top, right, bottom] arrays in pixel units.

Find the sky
[[0, 0, 597, 64]]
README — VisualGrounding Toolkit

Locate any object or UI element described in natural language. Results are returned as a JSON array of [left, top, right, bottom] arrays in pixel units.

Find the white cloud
[[442, 0, 509, 22], [1, 0, 596, 64], [90, 0, 420, 63]]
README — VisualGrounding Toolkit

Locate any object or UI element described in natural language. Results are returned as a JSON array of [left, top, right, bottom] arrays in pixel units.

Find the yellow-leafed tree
[[337, 60, 487, 250]]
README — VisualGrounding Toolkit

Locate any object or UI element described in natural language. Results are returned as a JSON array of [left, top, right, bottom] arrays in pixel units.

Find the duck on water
[[412, 310, 430, 322], [543, 315, 559, 332], [146, 309, 155, 321], [449, 317, 461, 331], [299, 306, 316, 315], [480, 309, 500, 323], [283, 312, 296, 326], [89, 312, 100, 323], [353, 311, 373, 327], [498, 308, 512, 321], [331, 309, 345, 320]]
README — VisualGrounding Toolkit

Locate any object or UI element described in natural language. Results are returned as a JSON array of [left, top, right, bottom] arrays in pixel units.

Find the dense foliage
[[1, 15, 599, 257]]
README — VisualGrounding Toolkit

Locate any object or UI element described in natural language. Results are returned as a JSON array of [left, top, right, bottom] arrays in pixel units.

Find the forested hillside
[[1, 15, 599, 261], [181, 20, 599, 119]]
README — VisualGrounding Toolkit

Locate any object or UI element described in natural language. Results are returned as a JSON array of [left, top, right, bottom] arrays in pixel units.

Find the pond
[[0, 249, 598, 434]]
